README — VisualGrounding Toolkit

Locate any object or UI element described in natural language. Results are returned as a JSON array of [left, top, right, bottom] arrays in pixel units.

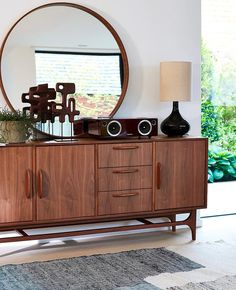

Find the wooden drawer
[[98, 142, 152, 168], [98, 166, 152, 191], [98, 189, 152, 215]]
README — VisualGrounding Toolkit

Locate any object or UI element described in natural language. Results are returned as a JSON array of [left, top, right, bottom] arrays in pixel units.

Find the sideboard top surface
[[0, 135, 207, 148]]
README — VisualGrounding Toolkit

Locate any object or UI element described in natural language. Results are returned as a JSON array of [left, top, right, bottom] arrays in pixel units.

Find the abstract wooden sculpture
[[22, 83, 80, 137]]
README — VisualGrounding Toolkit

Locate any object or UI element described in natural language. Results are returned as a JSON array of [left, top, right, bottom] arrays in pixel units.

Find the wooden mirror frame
[[0, 2, 129, 137]]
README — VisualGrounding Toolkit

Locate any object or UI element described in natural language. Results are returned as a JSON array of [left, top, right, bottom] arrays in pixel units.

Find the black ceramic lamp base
[[161, 101, 190, 137]]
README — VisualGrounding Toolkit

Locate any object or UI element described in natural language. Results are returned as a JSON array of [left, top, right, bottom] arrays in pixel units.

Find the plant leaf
[[232, 161, 236, 169], [213, 169, 224, 180], [208, 158, 216, 165], [217, 160, 230, 166], [208, 169, 214, 182], [227, 166, 236, 176]]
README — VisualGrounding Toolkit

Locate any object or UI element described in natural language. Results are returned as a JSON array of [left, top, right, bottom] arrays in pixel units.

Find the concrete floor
[[201, 181, 236, 217]]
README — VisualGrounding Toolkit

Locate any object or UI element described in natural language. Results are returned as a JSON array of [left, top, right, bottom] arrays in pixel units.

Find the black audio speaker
[[74, 118, 158, 138]]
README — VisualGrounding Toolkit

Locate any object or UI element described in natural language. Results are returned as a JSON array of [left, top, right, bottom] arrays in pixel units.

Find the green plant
[[208, 145, 236, 183], [0, 108, 36, 143], [201, 40, 217, 100], [201, 97, 220, 142], [201, 41, 221, 143], [201, 41, 236, 177], [215, 105, 236, 154], [0, 108, 34, 123]]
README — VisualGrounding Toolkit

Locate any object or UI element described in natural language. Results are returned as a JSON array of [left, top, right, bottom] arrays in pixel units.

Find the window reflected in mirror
[[35, 50, 123, 117]]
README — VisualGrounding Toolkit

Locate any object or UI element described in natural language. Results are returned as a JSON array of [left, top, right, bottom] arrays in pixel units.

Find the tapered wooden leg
[[187, 210, 197, 240], [170, 214, 176, 232], [166, 214, 176, 232]]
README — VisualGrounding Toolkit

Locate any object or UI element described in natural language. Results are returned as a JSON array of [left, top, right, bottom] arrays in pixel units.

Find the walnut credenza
[[0, 136, 208, 243]]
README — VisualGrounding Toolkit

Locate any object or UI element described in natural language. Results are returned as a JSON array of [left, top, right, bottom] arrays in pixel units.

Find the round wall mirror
[[0, 2, 129, 138]]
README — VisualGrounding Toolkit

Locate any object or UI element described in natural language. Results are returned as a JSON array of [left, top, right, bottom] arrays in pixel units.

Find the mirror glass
[[0, 3, 129, 137]]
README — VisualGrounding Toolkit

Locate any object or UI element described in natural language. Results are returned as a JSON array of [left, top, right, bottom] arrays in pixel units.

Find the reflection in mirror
[[35, 50, 123, 117], [0, 3, 129, 138]]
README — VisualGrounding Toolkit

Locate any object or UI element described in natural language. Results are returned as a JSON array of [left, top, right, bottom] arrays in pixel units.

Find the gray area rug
[[168, 274, 236, 290], [0, 247, 202, 290]]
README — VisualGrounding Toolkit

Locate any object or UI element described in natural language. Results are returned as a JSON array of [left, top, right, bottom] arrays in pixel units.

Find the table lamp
[[160, 61, 191, 137]]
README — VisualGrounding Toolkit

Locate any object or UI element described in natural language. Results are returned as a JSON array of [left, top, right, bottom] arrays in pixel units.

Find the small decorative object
[[160, 61, 191, 137], [0, 108, 35, 143], [22, 82, 80, 138], [22, 83, 57, 123]]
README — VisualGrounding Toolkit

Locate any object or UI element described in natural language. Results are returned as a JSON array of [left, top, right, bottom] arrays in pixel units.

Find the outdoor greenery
[[208, 145, 236, 182], [201, 97, 220, 143], [201, 41, 236, 182]]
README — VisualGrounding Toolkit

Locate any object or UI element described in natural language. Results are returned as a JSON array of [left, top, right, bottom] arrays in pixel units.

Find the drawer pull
[[25, 169, 32, 199], [112, 192, 139, 198], [37, 170, 44, 199], [112, 146, 139, 150], [156, 162, 161, 189], [112, 169, 139, 174]]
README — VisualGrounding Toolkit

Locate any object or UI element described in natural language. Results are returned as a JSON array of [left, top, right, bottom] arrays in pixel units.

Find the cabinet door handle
[[112, 146, 139, 150], [25, 169, 32, 199], [37, 170, 44, 199], [112, 192, 139, 198], [112, 169, 139, 174], [156, 162, 161, 189]]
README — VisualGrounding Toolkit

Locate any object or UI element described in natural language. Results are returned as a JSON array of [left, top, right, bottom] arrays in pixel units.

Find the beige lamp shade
[[160, 61, 191, 101]]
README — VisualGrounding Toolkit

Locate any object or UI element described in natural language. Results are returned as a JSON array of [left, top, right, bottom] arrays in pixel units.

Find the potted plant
[[0, 108, 35, 143]]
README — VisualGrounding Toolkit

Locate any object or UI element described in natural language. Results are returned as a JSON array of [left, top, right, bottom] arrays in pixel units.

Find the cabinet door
[[155, 140, 207, 210], [0, 147, 33, 223], [36, 145, 95, 221]]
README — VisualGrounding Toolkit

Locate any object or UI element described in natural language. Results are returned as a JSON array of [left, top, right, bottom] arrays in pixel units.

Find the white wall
[[1, 5, 120, 109], [0, 0, 201, 135]]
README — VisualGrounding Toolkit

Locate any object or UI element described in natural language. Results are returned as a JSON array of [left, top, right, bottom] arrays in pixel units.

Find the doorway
[[201, 0, 236, 217]]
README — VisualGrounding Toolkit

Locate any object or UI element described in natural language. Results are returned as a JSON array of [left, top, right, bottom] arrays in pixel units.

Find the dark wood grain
[[36, 145, 95, 220], [0, 210, 197, 243], [98, 142, 153, 168], [98, 166, 152, 191], [0, 137, 207, 242], [155, 139, 207, 210], [98, 189, 152, 215], [0, 147, 33, 223]]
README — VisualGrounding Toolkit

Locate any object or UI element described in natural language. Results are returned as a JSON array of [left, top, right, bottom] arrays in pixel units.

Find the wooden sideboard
[[0, 136, 208, 243]]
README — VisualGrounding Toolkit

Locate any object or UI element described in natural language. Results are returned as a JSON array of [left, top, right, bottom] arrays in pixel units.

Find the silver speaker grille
[[107, 120, 122, 137], [138, 120, 152, 136]]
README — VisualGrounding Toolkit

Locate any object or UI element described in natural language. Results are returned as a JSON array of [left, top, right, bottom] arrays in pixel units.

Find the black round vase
[[161, 101, 190, 137]]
